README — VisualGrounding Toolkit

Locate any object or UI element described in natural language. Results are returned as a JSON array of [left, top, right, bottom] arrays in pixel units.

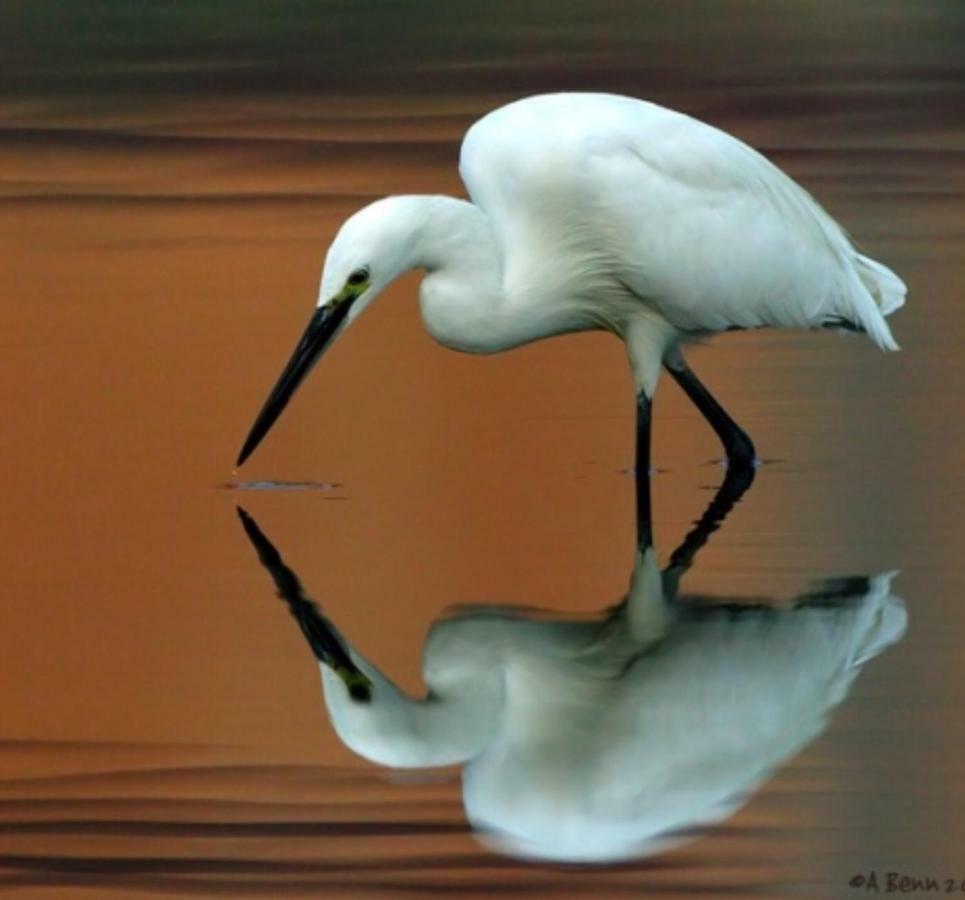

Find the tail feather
[[839, 254, 906, 351], [856, 254, 906, 317]]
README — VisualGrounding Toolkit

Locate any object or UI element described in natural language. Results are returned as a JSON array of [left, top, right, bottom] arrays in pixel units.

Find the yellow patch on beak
[[330, 275, 369, 308]]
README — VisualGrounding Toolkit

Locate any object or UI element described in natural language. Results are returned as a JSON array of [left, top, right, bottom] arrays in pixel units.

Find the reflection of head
[[319, 646, 504, 770]]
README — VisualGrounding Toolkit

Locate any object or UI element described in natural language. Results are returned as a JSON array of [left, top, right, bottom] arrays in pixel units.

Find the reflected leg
[[636, 391, 652, 551], [661, 462, 756, 600], [665, 353, 756, 466]]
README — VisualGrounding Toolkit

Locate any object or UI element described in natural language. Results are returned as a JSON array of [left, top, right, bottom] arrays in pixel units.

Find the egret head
[[236, 197, 424, 466]]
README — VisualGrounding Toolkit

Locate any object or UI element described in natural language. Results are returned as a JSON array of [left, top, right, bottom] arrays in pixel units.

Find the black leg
[[666, 358, 756, 466], [636, 392, 653, 551]]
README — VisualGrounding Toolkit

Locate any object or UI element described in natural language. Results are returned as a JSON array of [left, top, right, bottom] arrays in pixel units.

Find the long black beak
[[237, 299, 355, 467]]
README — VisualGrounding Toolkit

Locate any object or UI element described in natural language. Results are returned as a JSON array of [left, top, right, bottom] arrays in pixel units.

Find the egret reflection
[[238, 473, 905, 863]]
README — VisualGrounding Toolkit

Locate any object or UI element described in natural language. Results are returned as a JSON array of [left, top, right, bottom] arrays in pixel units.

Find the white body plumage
[[237, 92, 906, 467]]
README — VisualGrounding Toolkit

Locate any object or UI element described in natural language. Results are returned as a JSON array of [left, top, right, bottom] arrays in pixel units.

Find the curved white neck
[[409, 196, 588, 353], [339, 194, 591, 354], [408, 195, 500, 274]]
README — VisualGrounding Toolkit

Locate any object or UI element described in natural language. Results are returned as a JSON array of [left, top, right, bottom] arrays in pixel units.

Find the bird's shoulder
[[461, 94, 753, 191], [459, 93, 666, 191], [459, 93, 847, 245]]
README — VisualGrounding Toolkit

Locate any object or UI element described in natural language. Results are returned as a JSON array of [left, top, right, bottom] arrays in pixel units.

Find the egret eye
[[347, 268, 369, 287]]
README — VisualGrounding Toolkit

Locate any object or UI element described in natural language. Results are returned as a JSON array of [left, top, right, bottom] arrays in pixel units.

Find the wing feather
[[460, 94, 902, 347]]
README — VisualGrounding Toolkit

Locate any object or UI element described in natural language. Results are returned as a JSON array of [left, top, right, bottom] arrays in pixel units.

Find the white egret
[[237, 470, 906, 863], [236, 93, 906, 483]]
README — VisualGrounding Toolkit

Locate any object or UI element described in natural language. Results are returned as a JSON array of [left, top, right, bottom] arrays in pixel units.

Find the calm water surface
[[1, 2, 963, 897]]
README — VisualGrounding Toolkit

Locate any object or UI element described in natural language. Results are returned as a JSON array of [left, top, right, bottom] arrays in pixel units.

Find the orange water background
[[1, 2, 964, 896]]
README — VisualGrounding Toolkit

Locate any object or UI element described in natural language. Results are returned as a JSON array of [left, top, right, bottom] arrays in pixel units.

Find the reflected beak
[[236, 298, 356, 467], [236, 506, 372, 702]]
